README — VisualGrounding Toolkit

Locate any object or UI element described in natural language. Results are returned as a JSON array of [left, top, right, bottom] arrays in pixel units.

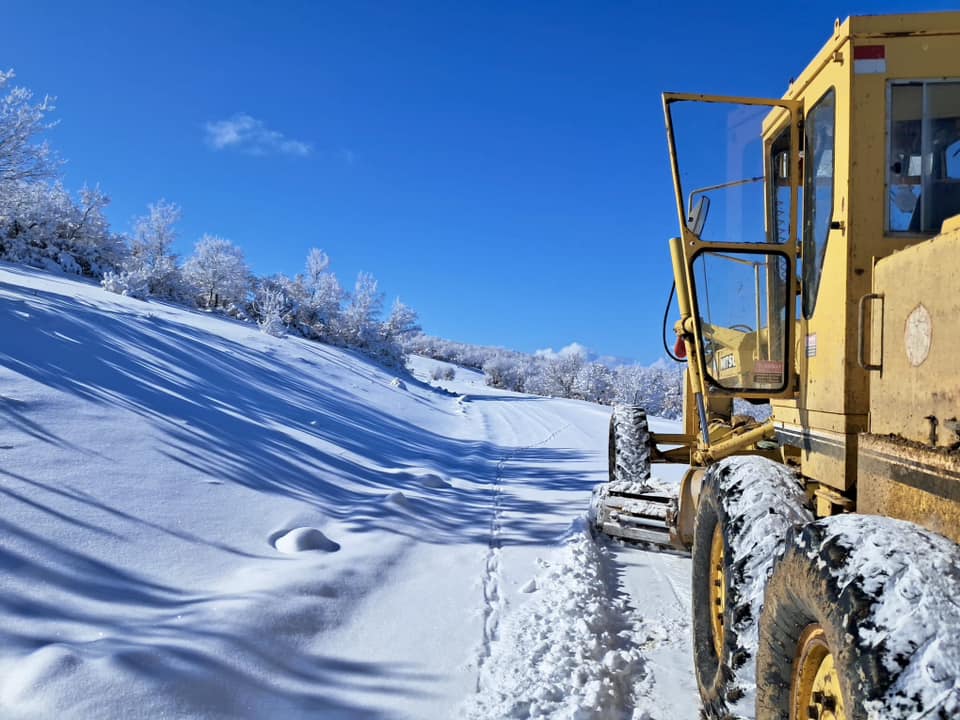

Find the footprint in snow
[[418, 473, 452, 489], [274, 527, 340, 554], [385, 491, 411, 507]]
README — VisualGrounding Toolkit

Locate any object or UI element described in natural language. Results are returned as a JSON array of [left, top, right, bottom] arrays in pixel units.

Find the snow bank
[[463, 520, 645, 720]]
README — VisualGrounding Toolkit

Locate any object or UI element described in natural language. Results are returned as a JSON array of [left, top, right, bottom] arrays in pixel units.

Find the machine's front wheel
[[691, 457, 813, 720], [607, 404, 651, 486]]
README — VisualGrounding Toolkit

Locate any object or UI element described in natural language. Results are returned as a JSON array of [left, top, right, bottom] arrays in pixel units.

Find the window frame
[[687, 246, 793, 394]]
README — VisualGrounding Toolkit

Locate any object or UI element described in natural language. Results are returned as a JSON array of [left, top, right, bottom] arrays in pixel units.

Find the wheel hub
[[792, 624, 845, 720], [708, 523, 726, 659]]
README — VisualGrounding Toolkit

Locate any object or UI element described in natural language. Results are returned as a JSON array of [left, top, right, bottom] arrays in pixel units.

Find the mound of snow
[[463, 521, 644, 719], [274, 527, 340, 553], [0, 644, 80, 706]]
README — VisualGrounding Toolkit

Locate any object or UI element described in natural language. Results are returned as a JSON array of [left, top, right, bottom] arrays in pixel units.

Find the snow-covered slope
[[0, 263, 698, 719]]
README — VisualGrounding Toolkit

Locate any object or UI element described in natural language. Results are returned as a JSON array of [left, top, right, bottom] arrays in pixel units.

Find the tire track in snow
[[474, 417, 570, 691]]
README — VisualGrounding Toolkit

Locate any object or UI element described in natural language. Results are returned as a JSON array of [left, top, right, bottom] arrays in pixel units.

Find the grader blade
[[590, 481, 687, 551]]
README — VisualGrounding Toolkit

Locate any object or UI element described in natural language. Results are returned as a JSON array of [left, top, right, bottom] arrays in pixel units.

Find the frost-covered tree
[[249, 273, 294, 326], [610, 363, 684, 419], [297, 249, 344, 343], [0, 73, 127, 278], [341, 272, 383, 350], [70, 186, 127, 274], [574, 362, 614, 403], [483, 353, 525, 391], [104, 200, 189, 300], [538, 344, 588, 397], [0, 70, 57, 191], [374, 298, 421, 367], [184, 234, 251, 310], [305, 248, 330, 287], [382, 299, 420, 343]]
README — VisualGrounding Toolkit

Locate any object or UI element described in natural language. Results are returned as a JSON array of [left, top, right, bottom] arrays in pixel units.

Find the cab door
[[662, 94, 802, 407]]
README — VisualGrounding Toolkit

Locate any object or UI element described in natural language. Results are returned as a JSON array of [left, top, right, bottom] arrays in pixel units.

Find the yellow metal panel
[[858, 433, 960, 544], [800, 430, 857, 493], [775, 411, 867, 435], [849, 12, 960, 38], [774, 420, 866, 491], [871, 231, 960, 446]]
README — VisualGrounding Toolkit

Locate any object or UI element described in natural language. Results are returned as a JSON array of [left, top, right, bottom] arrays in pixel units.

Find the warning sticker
[[806, 334, 817, 358], [752, 360, 783, 385]]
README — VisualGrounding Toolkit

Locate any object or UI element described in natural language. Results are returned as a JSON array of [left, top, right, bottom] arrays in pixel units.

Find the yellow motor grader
[[591, 12, 960, 720]]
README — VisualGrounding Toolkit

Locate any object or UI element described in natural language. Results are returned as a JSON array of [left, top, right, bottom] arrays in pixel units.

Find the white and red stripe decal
[[854, 45, 886, 74]]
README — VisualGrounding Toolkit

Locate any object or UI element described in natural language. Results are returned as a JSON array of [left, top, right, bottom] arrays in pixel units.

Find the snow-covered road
[[0, 264, 699, 719]]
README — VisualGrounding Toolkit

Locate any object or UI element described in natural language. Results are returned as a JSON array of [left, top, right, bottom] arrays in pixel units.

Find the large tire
[[756, 515, 960, 720], [692, 456, 813, 720], [608, 404, 651, 486]]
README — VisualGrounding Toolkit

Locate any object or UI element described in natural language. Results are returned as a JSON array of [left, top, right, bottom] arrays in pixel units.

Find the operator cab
[[662, 13, 960, 488]]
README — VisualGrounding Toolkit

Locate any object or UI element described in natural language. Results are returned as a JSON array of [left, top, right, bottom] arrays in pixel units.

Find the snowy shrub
[[108, 200, 193, 303], [256, 288, 287, 337], [374, 299, 421, 367], [100, 269, 143, 296], [431, 365, 456, 381], [1, 182, 127, 277], [299, 269, 344, 344], [340, 272, 383, 351], [183, 234, 251, 310]]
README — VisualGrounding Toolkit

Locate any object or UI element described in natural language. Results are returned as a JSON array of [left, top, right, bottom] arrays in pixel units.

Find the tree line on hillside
[[404, 335, 685, 418], [0, 70, 420, 366]]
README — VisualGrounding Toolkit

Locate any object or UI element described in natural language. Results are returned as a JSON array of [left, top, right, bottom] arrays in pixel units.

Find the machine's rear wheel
[[756, 515, 960, 720], [692, 457, 812, 719], [756, 520, 866, 720], [608, 404, 651, 486]]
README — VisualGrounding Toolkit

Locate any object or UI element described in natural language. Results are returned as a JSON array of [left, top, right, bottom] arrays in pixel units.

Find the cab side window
[[889, 81, 960, 234], [802, 89, 835, 319]]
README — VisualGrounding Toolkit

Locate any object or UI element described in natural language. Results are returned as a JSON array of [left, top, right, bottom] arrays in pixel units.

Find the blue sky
[[7, 1, 955, 363]]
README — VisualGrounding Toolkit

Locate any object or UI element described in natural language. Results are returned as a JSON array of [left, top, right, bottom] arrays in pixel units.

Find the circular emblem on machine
[[904, 303, 932, 367]]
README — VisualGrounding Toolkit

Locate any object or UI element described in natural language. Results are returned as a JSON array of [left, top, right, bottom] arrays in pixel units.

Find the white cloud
[[204, 113, 311, 157], [534, 342, 593, 361]]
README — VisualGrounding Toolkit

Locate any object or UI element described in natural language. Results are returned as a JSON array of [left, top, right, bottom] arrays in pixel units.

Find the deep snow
[[0, 263, 699, 718]]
